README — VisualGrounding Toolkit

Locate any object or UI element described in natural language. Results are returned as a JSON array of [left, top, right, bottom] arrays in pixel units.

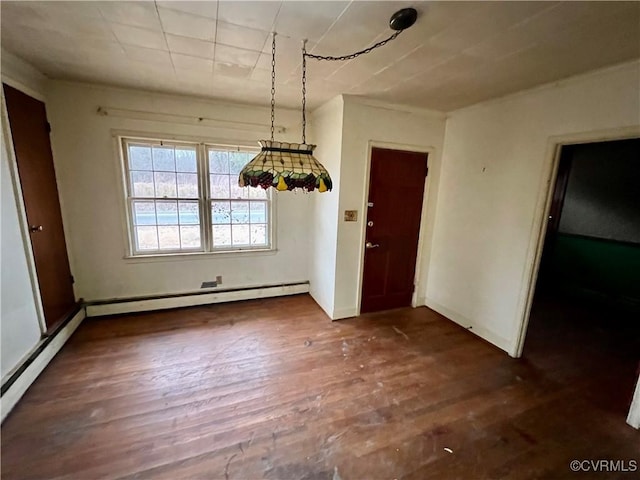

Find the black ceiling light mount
[[389, 7, 418, 31]]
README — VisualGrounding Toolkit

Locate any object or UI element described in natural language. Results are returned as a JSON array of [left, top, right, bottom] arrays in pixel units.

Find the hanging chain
[[270, 32, 276, 142], [302, 40, 307, 144], [300, 29, 405, 144], [303, 30, 402, 62]]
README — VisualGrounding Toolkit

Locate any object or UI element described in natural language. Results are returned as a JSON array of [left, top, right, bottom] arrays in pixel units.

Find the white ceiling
[[1, 1, 639, 112]]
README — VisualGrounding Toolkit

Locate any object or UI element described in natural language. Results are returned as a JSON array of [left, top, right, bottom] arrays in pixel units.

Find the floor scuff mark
[[224, 453, 237, 480], [333, 466, 342, 480], [392, 326, 409, 340]]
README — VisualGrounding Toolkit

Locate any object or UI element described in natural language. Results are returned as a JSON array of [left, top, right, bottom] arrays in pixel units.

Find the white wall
[[307, 95, 447, 319], [426, 61, 640, 355], [308, 96, 344, 317], [1, 137, 42, 379], [1, 50, 48, 380], [46, 81, 312, 301], [335, 98, 446, 318]]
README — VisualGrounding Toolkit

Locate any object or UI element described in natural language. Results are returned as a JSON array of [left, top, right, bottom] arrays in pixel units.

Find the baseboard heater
[[1, 305, 86, 422], [84, 281, 310, 317]]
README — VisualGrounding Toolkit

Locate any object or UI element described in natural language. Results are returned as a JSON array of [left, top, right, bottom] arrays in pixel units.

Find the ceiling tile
[[171, 53, 214, 73], [215, 44, 261, 68], [249, 67, 272, 83], [273, 1, 350, 43], [158, 7, 216, 42], [218, 1, 282, 31], [1, 2, 116, 42], [392, 44, 458, 78], [313, 1, 414, 53], [216, 21, 270, 52], [157, 1, 218, 19], [123, 45, 173, 67], [98, 1, 162, 30], [2, 1, 639, 112], [166, 34, 215, 59], [216, 63, 254, 80], [256, 36, 315, 79], [111, 24, 167, 50]]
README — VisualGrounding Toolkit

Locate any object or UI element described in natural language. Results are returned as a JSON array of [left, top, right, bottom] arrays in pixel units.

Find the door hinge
[[425, 166, 429, 177], [70, 275, 75, 284], [46, 121, 52, 133]]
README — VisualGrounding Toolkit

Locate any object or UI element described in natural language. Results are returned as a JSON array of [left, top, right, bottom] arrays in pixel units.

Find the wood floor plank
[[2, 294, 638, 479]]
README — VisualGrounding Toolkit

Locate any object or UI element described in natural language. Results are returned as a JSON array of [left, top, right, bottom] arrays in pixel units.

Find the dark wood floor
[[2, 294, 638, 479]]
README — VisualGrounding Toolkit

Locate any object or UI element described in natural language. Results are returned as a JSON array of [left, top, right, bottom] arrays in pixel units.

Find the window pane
[[212, 201, 231, 224], [230, 178, 248, 199], [249, 201, 266, 223], [229, 151, 249, 175], [158, 226, 180, 249], [132, 201, 156, 225], [210, 174, 230, 198], [231, 201, 249, 224], [153, 146, 175, 171], [136, 226, 158, 251], [212, 224, 231, 247], [176, 148, 197, 172], [156, 201, 178, 225], [248, 187, 267, 199], [178, 201, 199, 225], [129, 145, 152, 170], [251, 224, 267, 245], [177, 173, 198, 198], [125, 140, 270, 255], [154, 172, 177, 198], [131, 171, 155, 197], [180, 226, 201, 249], [232, 224, 250, 245], [209, 150, 229, 174]]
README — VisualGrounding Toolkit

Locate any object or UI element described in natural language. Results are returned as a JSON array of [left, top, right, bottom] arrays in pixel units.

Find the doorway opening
[[521, 138, 640, 424], [360, 147, 428, 313]]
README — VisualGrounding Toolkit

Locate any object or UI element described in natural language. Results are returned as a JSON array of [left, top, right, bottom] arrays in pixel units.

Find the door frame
[[512, 125, 640, 359], [356, 140, 435, 315], [0, 85, 47, 334]]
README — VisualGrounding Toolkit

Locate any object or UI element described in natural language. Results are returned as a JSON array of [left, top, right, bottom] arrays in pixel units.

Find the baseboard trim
[[627, 376, 640, 429], [85, 282, 310, 317], [424, 298, 513, 355], [332, 307, 358, 320], [1, 307, 86, 422]]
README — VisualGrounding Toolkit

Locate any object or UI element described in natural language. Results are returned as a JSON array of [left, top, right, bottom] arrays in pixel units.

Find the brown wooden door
[[3, 84, 76, 330], [361, 147, 428, 313]]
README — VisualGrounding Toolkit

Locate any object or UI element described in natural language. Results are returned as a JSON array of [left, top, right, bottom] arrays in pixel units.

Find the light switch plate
[[344, 210, 358, 222]]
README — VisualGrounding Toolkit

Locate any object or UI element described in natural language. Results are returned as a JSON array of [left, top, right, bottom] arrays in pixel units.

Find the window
[[121, 137, 271, 256]]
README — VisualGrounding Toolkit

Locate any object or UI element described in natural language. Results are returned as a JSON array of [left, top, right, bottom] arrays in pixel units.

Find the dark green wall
[[546, 234, 640, 312], [540, 139, 640, 312]]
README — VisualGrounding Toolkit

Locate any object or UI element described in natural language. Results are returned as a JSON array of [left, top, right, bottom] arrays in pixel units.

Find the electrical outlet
[[201, 281, 217, 288], [344, 210, 358, 222], [216, 275, 223, 285]]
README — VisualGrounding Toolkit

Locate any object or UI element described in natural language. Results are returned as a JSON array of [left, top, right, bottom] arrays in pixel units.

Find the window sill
[[123, 248, 278, 263]]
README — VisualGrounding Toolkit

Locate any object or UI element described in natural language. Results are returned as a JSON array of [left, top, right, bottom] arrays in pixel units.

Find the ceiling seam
[[153, 0, 176, 80]]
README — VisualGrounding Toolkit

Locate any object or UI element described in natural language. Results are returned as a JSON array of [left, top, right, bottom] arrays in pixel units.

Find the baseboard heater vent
[[84, 281, 310, 317], [1, 306, 86, 422]]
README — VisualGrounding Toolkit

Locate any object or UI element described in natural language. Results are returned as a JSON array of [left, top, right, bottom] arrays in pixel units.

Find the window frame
[[119, 135, 274, 257]]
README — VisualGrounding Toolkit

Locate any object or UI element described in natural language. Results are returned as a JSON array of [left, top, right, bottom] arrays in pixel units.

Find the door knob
[[30, 225, 43, 233], [365, 241, 380, 249]]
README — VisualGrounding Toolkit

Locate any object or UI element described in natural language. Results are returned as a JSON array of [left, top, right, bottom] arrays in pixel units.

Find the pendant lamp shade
[[239, 140, 332, 192]]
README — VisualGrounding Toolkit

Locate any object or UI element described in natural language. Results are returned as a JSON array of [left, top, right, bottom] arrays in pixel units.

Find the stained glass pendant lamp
[[239, 33, 332, 192], [239, 7, 418, 193]]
